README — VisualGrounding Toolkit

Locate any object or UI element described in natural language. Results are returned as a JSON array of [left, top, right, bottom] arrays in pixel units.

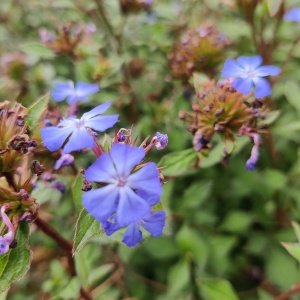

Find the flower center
[[75, 119, 85, 129], [117, 177, 127, 187]]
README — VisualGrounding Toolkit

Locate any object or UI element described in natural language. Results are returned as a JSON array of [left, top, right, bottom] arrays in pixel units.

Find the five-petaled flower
[[41, 102, 118, 154], [51, 81, 99, 105], [221, 55, 281, 98], [284, 7, 300, 22], [83, 143, 163, 229]]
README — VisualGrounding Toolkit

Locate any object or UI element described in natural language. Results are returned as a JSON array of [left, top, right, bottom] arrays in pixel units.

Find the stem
[[275, 283, 300, 300], [34, 217, 92, 300], [3, 172, 18, 191], [93, 0, 120, 53], [92, 0, 138, 122], [282, 36, 300, 71], [190, 261, 201, 300]]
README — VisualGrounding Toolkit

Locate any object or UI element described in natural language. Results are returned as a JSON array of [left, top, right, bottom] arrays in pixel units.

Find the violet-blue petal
[[63, 128, 95, 154], [85, 153, 118, 183], [102, 220, 121, 236], [51, 82, 74, 102], [128, 162, 162, 201], [41, 126, 73, 152], [237, 55, 262, 70], [253, 77, 271, 98], [136, 190, 160, 206], [142, 211, 166, 236], [232, 78, 253, 95], [284, 7, 300, 22], [116, 187, 150, 226], [83, 185, 119, 222], [84, 115, 119, 132], [75, 82, 99, 97], [54, 153, 74, 170], [0, 237, 10, 255], [67, 95, 88, 105], [245, 160, 256, 171], [221, 58, 243, 77], [109, 144, 145, 177], [81, 102, 112, 120], [255, 65, 281, 77], [122, 224, 142, 247]]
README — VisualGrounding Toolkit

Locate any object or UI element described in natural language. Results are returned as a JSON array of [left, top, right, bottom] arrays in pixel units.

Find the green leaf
[[179, 181, 212, 210], [266, 0, 283, 16], [159, 148, 197, 177], [259, 110, 280, 126], [0, 223, 31, 293], [88, 264, 114, 287], [26, 94, 49, 137], [221, 211, 253, 233], [282, 242, 300, 263], [56, 278, 81, 299], [71, 174, 84, 211], [199, 143, 224, 168], [73, 209, 104, 254], [20, 42, 55, 64], [292, 221, 300, 243], [199, 278, 240, 300], [284, 81, 300, 114], [176, 226, 208, 267], [167, 259, 190, 296]]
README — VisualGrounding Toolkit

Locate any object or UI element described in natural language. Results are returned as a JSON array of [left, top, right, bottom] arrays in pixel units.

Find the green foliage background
[[1, 0, 300, 299]]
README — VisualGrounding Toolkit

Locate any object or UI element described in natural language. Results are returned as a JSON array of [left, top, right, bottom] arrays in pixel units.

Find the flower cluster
[[180, 79, 269, 170], [39, 84, 167, 247], [168, 24, 230, 80], [0, 101, 41, 255], [39, 23, 96, 59]]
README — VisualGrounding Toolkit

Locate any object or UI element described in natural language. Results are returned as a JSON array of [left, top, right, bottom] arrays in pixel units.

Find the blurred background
[[1, 0, 300, 299]]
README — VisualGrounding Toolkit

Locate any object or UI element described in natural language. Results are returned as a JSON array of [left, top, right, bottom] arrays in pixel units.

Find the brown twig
[[274, 282, 300, 300], [34, 217, 92, 300]]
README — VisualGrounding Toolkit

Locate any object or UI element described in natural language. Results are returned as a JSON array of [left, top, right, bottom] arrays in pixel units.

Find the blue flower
[[221, 55, 281, 98], [284, 8, 300, 22], [102, 211, 166, 247], [51, 81, 99, 105], [41, 102, 118, 154], [83, 144, 162, 227], [154, 132, 168, 150], [54, 153, 74, 170]]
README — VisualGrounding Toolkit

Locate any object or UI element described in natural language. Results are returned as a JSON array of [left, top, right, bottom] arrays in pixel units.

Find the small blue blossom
[[0, 237, 10, 255], [54, 154, 74, 170], [284, 8, 300, 22], [83, 144, 162, 227], [102, 211, 166, 247], [245, 133, 260, 171], [154, 132, 168, 150], [51, 81, 99, 105], [221, 55, 281, 98], [51, 181, 66, 193], [41, 102, 118, 154]]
